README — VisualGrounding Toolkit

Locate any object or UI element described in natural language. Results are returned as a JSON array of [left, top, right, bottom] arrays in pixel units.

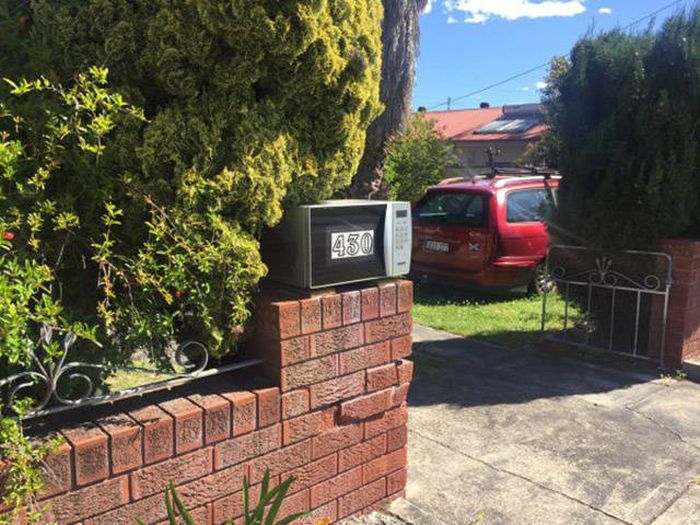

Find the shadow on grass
[[409, 281, 657, 408], [413, 281, 527, 307]]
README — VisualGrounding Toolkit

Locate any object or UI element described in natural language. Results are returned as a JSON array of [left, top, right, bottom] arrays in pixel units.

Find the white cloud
[[536, 81, 548, 90], [447, 15, 459, 24], [598, 7, 612, 14], [522, 86, 531, 91], [465, 12, 488, 23], [423, 0, 434, 14], [444, 0, 587, 24]]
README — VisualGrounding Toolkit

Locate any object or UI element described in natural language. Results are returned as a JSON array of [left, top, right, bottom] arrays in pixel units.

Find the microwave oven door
[[309, 205, 387, 288]]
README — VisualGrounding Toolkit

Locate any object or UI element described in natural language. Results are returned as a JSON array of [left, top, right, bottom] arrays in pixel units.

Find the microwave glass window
[[310, 205, 386, 287]]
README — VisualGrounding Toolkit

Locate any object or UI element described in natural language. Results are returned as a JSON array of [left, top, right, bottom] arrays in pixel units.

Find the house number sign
[[330, 230, 375, 260]]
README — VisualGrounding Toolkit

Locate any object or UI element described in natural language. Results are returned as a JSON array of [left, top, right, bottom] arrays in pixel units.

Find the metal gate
[[540, 245, 673, 365]]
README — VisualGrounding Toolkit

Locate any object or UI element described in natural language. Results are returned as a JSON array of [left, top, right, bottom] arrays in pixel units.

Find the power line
[[426, 0, 686, 111], [622, 0, 686, 30], [427, 62, 550, 111]]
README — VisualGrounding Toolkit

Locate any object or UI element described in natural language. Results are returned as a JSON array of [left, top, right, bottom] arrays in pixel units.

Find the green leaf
[[265, 476, 296, 525], [165, 484, 179, 524], [254, 480, 286, 523], [169, 482, 197, 525], [260, 469, 270, 502], [243, 474, 250, 523]]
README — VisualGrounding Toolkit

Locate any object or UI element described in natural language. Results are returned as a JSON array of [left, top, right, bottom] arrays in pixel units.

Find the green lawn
[[105, 360, 176, 393], [413, 283, 582, 348]]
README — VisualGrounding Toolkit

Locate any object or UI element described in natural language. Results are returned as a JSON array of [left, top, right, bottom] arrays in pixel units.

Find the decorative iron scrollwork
[[542, 245, 674, 365], [548, 254, 668, 291], [0, 324, 209, 418]]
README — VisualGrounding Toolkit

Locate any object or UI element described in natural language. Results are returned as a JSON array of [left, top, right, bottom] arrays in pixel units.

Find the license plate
[[330, 230, 375, 260], [424, 240, 450, 253]]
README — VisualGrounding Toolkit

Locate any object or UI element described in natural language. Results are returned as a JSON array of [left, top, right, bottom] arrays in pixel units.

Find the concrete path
[[389, 325, 700, 525]]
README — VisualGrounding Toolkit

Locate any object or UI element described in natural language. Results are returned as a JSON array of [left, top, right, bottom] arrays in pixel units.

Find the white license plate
[[331, 230, 375, 260], [425, 240, 450, 253]]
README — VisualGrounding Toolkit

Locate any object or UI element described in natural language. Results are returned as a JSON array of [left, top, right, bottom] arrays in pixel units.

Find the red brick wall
[[660, 239, 700, 367], [1, 280, 413, 525]]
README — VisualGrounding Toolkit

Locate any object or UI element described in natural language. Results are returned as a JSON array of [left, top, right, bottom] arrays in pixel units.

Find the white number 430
[[331, 230, 374, 260]]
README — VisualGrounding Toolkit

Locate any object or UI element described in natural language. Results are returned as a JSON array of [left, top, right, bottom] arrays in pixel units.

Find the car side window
[[415, 192, 488, 227], [506, 189, 552, 223], [464, 194, 485, 225]]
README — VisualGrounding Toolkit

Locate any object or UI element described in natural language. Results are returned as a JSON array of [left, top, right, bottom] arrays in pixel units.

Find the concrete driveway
[[389, 325, 700, 525]]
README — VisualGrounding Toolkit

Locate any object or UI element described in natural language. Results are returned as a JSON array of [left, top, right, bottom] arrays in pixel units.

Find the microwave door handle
[[384, 204, 393, 274]]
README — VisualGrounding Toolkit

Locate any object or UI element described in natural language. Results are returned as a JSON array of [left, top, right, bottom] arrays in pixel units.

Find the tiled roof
[[423, 106, 547, 142]]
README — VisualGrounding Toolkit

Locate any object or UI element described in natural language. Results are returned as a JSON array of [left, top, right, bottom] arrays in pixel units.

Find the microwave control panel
[[387, 202, 412, 276]]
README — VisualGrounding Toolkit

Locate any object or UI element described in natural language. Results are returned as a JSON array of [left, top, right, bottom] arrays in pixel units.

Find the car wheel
[[528, 261, 552, 296]]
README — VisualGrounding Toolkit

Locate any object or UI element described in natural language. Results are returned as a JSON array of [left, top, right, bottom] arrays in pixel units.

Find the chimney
[[480, 102, 490, 109]]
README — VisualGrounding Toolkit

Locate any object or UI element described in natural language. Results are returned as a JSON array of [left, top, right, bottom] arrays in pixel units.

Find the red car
[[411, 174, 560, 294]]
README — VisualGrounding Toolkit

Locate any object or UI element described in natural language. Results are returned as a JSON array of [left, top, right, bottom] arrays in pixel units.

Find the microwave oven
[[262, 200, 412, 289]]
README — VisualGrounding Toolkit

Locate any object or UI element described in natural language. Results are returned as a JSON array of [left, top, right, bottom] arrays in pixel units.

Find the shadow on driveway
[[409, 325, 657, 409], [391, 325, 700, 525]]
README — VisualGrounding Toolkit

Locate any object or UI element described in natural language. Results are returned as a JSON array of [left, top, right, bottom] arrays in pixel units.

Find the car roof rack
[[437, 166, 559, 187], [485, 166, 559, 179]]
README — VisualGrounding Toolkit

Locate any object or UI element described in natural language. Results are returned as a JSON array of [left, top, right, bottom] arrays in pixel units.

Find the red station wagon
[[411, 174, 560, 294]]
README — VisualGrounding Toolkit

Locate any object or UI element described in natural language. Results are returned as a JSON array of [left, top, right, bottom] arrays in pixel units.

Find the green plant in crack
[[465, 512, 485, 525], [140, 469, 312, 525]]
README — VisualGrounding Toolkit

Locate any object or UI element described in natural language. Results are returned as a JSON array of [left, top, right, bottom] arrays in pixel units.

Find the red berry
[[3, 231, 14, 241], [175, 290, 182, 299]]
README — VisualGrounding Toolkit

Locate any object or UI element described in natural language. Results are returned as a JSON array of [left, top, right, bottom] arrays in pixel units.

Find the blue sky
[[414, 0, 691, 110]]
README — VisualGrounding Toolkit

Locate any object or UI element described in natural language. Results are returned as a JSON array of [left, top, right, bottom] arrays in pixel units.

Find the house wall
[[0, 281, 414, 525]]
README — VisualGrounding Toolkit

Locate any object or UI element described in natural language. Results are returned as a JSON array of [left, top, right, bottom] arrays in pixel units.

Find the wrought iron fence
[[541, 245, 673, 364], [0, 325, 263, 419]]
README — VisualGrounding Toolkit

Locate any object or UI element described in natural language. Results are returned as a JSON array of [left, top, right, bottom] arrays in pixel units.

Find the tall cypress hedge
[[0, 1, 383, 359], [548, 8, 700, 250]]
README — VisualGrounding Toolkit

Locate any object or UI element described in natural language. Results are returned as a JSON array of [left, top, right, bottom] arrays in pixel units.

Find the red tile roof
[[423, 107, 547, 142]]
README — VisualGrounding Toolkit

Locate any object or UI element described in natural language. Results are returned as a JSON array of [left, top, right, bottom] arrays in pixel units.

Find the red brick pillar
[[1, 280, 414, 525], [255, 280, 414, 520], [659, 239, 700, 368]]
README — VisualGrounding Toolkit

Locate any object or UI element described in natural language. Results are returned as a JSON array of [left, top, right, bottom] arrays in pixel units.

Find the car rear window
[[506, 189, 555, 223], [414, 192, 488, 227]]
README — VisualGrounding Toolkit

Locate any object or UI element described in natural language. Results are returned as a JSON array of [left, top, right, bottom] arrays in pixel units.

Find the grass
[[413, 282, 583, 348], [105, 360, 176, 393]]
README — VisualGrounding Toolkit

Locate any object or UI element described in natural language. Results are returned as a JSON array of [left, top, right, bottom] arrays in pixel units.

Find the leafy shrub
[[0, 414, 61, 525], [384, 113, 456, 202], [1, 1, 383, 359], [0, 68, 142, 524], [0, 70, 132, 365], [1, 1, 382, 514], [545, 8, 700, 249]]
